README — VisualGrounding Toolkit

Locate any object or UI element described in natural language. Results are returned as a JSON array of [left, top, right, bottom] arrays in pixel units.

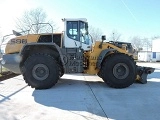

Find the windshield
[[80, 22, 88, 35], [80, 21, 92, 45]]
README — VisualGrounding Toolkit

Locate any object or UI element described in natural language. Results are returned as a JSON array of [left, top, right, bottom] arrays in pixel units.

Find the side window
[[80, 21, 89, 45], [67, 21, 79, 41]]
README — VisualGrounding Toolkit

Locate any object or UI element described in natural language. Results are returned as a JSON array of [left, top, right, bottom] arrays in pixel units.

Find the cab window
[[67, 21, 79, 41], [80, 21, 89, 45]]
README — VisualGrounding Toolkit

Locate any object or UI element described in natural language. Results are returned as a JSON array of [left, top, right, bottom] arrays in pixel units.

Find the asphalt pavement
[[0, 63, 160, 120]]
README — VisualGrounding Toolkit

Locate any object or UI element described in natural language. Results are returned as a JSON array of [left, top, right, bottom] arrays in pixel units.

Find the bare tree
[[129, 36, 153, 51], [142, 38, 152, 51], [0, 27, 3, 56], [108, 30, 121, 41], [152, 35, 160, 39], [0, 27, 2, 44], [89, 26, 103, 41], [129, 36, 144, 51], [16, 8, 57, 34]]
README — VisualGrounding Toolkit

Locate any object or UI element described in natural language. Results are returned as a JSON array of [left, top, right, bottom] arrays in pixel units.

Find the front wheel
[[101, 53, 136, 88], [22, 54, 59, 89]]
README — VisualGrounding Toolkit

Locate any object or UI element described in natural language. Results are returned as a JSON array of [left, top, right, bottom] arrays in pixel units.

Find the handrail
[[28, 23, 54, 42]]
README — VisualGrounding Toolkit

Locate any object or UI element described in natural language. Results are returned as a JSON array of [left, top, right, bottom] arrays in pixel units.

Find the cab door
[[64, 20, 92, 51]]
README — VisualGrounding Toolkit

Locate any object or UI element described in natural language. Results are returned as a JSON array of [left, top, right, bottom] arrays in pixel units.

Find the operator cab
[[62, 18, 92, 51]]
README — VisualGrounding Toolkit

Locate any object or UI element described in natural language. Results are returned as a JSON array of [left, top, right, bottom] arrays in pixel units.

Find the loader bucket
[[136, 66, 155, 84]]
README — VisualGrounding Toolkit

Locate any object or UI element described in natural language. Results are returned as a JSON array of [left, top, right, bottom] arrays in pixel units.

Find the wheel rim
[[113, 63, 129, 79], [32, 64, 49, 81]]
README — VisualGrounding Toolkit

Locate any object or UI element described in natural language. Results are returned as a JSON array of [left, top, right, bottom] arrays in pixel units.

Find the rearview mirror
[[102, 35, 106, 41]]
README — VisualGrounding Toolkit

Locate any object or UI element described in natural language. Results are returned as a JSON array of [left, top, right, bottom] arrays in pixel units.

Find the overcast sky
[[0, 0, 160, 41]]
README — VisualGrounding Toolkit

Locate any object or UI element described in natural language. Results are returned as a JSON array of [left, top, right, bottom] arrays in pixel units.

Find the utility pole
[[113, 32, 115, 41]]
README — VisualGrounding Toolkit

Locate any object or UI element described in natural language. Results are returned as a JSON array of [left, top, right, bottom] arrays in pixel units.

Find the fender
[[20, 43, 65, 68], [96, 49, 116, 69]]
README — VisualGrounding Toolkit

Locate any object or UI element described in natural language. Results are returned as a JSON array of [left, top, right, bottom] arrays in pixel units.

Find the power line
[[120, 0, 138, 22]]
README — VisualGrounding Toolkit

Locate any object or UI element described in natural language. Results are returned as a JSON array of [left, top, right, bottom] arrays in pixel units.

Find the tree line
[[0, 7, 159, 52]]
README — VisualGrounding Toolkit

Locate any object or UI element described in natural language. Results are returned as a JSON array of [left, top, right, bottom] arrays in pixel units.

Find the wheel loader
[[0, 18, 154, 89]]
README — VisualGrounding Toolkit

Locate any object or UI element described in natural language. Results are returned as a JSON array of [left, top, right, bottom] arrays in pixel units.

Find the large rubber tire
[[101, 53, 136, 88], [22, 54, 59, 89], [58, 64, 64, 77]]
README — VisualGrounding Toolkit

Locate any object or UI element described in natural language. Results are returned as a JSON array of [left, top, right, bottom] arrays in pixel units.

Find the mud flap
[[136, 66, 155, 84]]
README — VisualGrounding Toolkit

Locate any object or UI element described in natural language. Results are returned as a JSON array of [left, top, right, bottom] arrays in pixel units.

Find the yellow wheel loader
[[0, 18, 154, 89]]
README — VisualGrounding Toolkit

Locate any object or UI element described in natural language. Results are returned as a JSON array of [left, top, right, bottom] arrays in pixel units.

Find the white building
[[138, 51, 152, 62], [152, 39, 160, 62], [138, 38, 160, 62]]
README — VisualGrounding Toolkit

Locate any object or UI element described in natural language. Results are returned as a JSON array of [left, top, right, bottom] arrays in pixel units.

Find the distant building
[[152, 39, 160, 62], [138, 51, 152, 62], [138, 39, 160, 62]]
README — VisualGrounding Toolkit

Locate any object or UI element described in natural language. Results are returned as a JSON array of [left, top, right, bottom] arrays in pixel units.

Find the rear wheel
[[58, 64, 64, 77], [101, 53, 136, 88], [23, 54, 59, 89]]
